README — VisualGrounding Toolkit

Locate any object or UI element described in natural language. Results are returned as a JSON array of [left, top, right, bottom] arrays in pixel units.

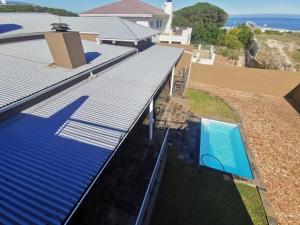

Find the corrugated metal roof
[[0, 13, 160, 42], [0, 39, 136, 111], [0, 45, 183, 225]]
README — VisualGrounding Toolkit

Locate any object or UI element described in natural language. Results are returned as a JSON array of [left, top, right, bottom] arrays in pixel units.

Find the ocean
[[225, 15, 300, 31]]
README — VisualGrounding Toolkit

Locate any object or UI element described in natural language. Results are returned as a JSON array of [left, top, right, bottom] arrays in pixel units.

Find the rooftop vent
[[50, 23, 70, 32]]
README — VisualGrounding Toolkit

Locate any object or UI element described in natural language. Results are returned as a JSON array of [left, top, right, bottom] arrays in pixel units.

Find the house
[[0, 12, 184, 225], [0, 13, 160, 48], [80, 0, 169, 31], [80, 0, 192, 45], [0, 0, 6, 4]]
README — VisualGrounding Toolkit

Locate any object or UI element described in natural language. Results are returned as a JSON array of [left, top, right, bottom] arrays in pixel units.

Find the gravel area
[[190, 81, 300, 225]]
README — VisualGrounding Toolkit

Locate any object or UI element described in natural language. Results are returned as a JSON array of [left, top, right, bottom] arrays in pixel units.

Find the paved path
[[190, 81, 300, 225]]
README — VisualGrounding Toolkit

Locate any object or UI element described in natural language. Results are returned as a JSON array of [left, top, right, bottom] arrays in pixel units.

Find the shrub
[[216, 46, 241, 60], [217, 25, 254, 50], [254, 29, 262, 35], [237, 25, 254, 48], [264, 30, 284, 35]]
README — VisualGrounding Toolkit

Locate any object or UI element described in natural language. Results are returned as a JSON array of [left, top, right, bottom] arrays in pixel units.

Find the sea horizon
[[229, 14, 300, 19], [226, 14, 300, 31]]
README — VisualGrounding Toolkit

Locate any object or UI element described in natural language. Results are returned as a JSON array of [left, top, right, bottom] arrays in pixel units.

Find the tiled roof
[[82, 0, 167, 17]]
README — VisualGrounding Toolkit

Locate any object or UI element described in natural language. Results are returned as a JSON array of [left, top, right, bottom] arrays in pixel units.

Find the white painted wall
[[163, 0, 173, 34], [155, 27, 192, 45]]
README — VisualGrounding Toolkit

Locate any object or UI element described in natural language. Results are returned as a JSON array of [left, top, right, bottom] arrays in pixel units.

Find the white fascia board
[[97, 37, 140, 43]]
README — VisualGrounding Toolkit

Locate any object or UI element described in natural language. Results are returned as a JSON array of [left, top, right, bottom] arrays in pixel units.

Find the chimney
[[44, 23, 86, 69], [163, 0, 173, 33]]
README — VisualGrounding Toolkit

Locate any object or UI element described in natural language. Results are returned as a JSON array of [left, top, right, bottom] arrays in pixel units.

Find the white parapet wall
[[154, 27, 192, 45], [192, 45, 216, 65], [198, 54, 216, 65]]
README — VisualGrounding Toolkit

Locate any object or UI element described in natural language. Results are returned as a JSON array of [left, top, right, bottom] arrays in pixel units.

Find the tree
[[0, 5, 78, 16], [173, 2, 228, 44]]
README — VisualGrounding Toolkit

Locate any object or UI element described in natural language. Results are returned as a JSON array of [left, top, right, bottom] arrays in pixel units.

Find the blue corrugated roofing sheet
[[0, 45, 183, 225]]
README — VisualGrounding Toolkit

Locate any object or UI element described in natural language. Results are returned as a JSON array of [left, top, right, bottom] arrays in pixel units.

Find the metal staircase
[[173, 67, 189, 96]]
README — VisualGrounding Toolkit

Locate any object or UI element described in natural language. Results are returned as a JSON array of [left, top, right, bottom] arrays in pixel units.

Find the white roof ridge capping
[[0, 13, 160, 42], [0, 45, 183, 225]]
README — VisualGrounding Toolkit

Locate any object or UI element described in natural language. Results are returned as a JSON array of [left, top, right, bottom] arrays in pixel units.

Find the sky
[[13, 0, 300, 15]]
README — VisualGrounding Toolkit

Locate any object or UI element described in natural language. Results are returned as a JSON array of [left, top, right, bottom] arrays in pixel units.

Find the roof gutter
[[97, 34, 161, 44], [80, 13, 154, 18], [63, 48, 184, 225]]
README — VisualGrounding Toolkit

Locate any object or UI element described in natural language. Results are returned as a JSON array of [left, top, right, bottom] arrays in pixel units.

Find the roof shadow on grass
[[0, 24, 23, 34]]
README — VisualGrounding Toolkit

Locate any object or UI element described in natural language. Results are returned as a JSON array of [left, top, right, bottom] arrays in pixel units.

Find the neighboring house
[[80, 0, 192, 45], [0, 13, 160, 48], [80, 0, 169, 32], [0, 0, 7, 4]]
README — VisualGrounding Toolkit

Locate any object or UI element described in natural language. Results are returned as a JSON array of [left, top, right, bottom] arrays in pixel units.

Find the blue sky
[[16, 0, 300, 15]]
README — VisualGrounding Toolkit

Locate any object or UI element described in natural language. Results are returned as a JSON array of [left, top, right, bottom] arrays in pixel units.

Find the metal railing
[[135, 128, 170, 225]]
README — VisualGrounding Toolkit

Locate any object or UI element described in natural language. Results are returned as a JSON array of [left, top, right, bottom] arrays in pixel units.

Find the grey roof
[[0, 45, 183, 225], [0, 39, 136, 112], [0, 13, 160, 42]]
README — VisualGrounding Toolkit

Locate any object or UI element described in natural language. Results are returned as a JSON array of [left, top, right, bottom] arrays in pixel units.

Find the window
[[156, 20, 160, 28], [149, 20, 154, 28]]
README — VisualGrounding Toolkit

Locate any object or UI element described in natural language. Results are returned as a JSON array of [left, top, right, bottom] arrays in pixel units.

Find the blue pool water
[[200, 118, 253, 179]]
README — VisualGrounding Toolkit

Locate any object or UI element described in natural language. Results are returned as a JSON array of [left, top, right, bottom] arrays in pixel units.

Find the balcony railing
[[134, 128, 170, 225]]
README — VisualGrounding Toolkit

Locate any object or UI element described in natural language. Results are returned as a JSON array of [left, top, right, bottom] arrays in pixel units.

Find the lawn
[[186, 89, 237, 122], [150, 149, 268, 225]]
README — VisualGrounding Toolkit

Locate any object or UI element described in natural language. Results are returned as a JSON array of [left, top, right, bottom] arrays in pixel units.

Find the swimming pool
[[200, 118, 253, 179]]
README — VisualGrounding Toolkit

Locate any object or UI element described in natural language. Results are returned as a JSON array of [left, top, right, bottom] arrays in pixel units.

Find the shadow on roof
[[85, 52, 102, 63], [0, 24, 23, 34], [0, 95, 126, 223]]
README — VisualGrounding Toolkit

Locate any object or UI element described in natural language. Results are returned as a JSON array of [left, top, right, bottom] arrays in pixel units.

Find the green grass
[[186, 89, 237, 122], [150, 149, 268, 225]]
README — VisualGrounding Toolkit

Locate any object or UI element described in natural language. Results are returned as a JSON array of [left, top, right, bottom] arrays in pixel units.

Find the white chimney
[[1, 0, 7, 5], [163, 0, 173, 33]]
